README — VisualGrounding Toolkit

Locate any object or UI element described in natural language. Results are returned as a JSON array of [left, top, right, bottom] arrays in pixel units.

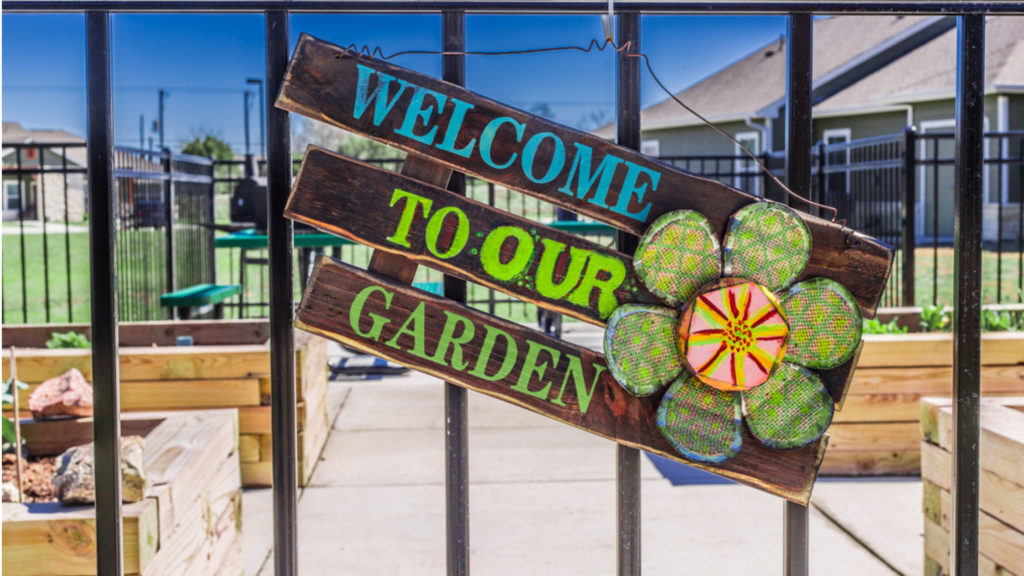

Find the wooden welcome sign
[[277, 34, 894, 504]]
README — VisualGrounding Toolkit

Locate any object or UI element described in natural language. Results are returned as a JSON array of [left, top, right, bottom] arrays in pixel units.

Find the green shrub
[[45, 331, 90, 349]]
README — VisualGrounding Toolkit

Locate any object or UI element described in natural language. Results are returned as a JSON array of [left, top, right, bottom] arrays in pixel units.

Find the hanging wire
[[339, 37, 840, 224]]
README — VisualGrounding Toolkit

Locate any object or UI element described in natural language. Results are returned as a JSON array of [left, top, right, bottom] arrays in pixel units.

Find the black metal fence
[[2, 5, 1007, 576], [2, 143, 215, 323]]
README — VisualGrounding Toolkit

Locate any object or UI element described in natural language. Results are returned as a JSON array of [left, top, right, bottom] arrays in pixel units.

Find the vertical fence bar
[[442, 10, 470, 576], [266, 10, 298, 576], [784, 12, 812, 576], [616, 11, 642, 576], [163, 148, 176, 318], [86, 10, 123, 576], [951, 13, 984, 576], [902, 127, 917, 306]]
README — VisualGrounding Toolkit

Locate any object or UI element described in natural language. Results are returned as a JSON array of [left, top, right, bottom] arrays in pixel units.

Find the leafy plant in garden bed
[[2, 377, 27, 452]]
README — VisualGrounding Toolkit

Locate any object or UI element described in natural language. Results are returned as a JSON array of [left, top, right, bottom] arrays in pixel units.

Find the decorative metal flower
[[604, 203, 863, 464]]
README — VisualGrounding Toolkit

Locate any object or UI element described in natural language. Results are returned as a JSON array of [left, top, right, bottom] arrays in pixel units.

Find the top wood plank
[[276, 33, 894, 316]]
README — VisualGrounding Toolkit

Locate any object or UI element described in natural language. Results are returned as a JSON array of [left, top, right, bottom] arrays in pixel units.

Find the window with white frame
[[5, 181, 22, 211], [641, 140, 661, 157], [822, 128, 851, 202], [734, 131, 760, 196]]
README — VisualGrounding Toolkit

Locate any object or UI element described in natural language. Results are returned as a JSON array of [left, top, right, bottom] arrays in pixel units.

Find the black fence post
[[616, 11, 642, 576], [784, 12, 812, 576], [163, 148, 176, 318], [442, 10, 470, 576], [952, 13, 984, 576], [86, 10, 123, 576], [266, 9, 298, 576], [902, 127, 917, 307]]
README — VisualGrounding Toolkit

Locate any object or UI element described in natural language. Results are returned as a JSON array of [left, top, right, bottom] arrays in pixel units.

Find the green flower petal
[[722, 203, 811, 292], [634, 210, 721, 307], [604, 305, 683, 396], [742, 363, 833, 450], [782, 278, 863, 370], [657, 375, 743, 464]]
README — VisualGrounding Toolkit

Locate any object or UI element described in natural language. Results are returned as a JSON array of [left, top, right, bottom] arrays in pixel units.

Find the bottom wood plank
[[2, 498, 159, 576], [242, 461, 273, 487], [296, 256, 826, 504], [819, 448, 919, 476], [924, 478, 1024, 574]]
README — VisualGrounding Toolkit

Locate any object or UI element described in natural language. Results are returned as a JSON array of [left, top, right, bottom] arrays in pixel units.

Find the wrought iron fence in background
[[2, 142, 215, 323], [4, 129, 1021, 324]]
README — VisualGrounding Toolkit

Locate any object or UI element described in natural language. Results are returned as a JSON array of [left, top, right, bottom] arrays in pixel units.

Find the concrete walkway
[[243, 325, 924, 575]]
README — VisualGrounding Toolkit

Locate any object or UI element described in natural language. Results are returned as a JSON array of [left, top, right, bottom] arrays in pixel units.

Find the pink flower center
[[677, 279, 789, 392]]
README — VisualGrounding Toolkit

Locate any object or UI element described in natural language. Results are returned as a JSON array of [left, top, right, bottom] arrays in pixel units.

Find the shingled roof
[[815, 15, 1024, 113], [597, 14, 1022, 136]]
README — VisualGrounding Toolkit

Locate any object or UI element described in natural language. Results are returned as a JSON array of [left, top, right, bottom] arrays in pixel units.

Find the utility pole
[[139, 115, 144, 148], [246, 78, 265, 158], [244, 90, 252, 157], [157, 89, 167, 150]]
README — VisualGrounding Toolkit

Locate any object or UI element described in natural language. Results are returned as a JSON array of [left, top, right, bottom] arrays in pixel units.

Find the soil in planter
[[2, 453, 57, 502]]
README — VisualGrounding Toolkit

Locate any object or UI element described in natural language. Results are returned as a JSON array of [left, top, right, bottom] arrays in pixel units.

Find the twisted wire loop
[[339, 37, 840, 224]]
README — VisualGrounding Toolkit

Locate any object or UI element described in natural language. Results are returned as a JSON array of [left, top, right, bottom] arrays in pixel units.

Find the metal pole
[[784, 12, 812, 576], [163, 148, 176, 319], [616, 11, 642, 576], [902, 127, 917, 307], [86, 10, 123, 576], [266, 10, 298, 576], [442, 11, 469, 576], [158, 88, 166, 150], [951, 13, 984, 576], [248, 77, 266, 157], [244, 90, 253, 157], [139, 114, 145, 149]]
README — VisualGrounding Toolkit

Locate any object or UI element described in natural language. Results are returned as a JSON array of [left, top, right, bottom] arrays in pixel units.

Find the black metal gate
[[3, 4, 1018, 576]]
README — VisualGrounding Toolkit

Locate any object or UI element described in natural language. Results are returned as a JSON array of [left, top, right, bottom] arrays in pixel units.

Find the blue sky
[[2, 12, 785, 154]]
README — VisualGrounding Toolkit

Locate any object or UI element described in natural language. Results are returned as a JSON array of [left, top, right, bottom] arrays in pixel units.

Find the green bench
[[160, 284, 241, 320]]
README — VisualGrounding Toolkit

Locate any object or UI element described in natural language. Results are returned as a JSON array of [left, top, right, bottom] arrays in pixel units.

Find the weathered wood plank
[[18, 416, 162, 457], [836, 391, 1024, 423], [857, 333, 1024, 368], [10, 379, 261, 412], [2, 347, 271, 383], [818, 448, 919, 476], [1, 499, 159, 576], [925, 479, 1024, 574], [922, 399, 1024, 485], [922, 441, 1024, 534], [924, 516, 1018, 576], [848, 365, 1024, 396], [241, 461, 273, 487], [297, 256, 825, 503], [239, 434, 261, 462], [277, 34, 894, 316], [287, 146, 660, 324], [822, 421, 921, 451], [1, 320, 270, 348]]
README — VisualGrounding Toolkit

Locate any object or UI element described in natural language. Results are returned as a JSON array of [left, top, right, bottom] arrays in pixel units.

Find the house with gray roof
[[2, 122, 88, 222], [598, 15, 1024, 240]]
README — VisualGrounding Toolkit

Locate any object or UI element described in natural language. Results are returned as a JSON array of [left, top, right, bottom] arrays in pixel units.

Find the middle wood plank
[[287, 146, 661, 325]]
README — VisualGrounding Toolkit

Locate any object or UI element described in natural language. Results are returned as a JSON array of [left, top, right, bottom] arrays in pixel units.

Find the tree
[[181, 135, 235, 161]]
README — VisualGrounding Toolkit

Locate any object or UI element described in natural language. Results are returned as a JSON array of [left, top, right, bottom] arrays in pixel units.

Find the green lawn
[[4, 223, 1021, 326], [910, 246, 1023, 306]]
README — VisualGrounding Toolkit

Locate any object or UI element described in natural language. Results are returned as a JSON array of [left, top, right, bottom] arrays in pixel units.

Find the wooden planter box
[[2, 410, 242, 576], [920, 397, 1024, 575], [1, 320, 331, 487], [820, 331, 1024, 475]]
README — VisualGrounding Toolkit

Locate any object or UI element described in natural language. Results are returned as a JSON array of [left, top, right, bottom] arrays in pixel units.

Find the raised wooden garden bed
[[2, 410, 242, 576], [2, 320, 330, 487], [820, 331, 1024, 475], [920, 397, 1024, 575]]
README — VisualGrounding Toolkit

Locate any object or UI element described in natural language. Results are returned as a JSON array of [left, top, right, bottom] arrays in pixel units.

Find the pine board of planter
[[921, 397, 1024, 575], [1, 410, 241, 576], [2, 321, 330, 487], [819, 332, 1024, 476]]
